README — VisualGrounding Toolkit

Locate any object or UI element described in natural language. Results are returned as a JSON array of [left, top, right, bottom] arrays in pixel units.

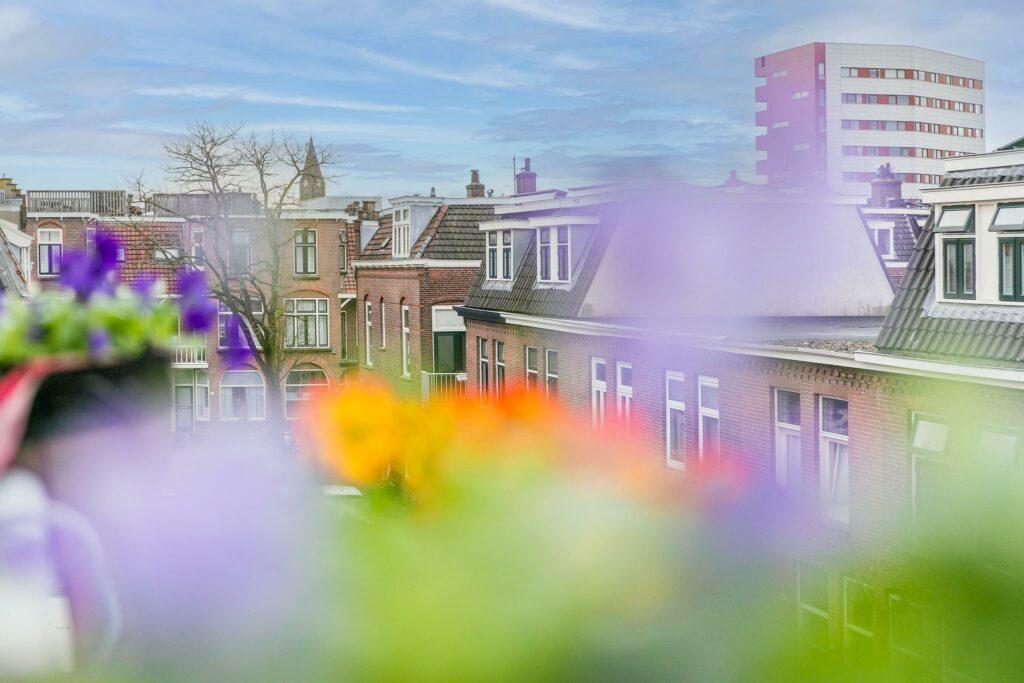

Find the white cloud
[[339, 45, 534, 89], [135, 85, 418, 113], [477, 0, 686, 34]]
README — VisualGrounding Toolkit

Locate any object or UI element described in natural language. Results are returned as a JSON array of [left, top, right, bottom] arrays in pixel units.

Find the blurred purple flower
[[89, 328, 112, 357], [60, 241, 119, 301], [132, 273, 159, 306], [218, 314, 253, 368], [177, 269, 216, 333]]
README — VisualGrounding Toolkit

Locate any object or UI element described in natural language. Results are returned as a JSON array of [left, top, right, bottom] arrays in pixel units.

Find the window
[[797, 563, 830, 652], [478, 337, 490, 397], [545, 349, 558, 397], [998, 237, 1024, 301], [154, 247, 179, 260], [37, 227, 62, 276], [890, 595, 925, 677], [942, 238, 975, 299], [819, 396, 850, 525], [379, 300, 386, 349], [843, 578, 875, 667], [218, 301, 262, 349], [487, 232, 498, 279], [294, 228, 317, 275], [339, 231, 349, 272], [494, 341, 505, 398], [364, 300, 373, 367], [991, 203, 1024, 232], [219, 369, 265, 421], [230, 229, 251, 275], [525, 346, 539, 389], [591, 357, 607, 428], [616, 362, 633, 424], [665, 371, 686, 470], [401, 304, 410, 377], [868, 223, 895, 258], [392, 211, 410, 258], [173, 369, 209, 432], [340, 309, 349, 360], [537, 226, 570, 283], [774, 389, 801, 489], [486, 229, 513, 281], [284, 298, 329, 349], [935, 205, 975, 233], [911, 414, 950, 537], [284, 366, 328, 420], [191, 229, 205, 270], [501, 230, 513, 279], [698, 376, 720, 461], [432, 306, 465, 373]]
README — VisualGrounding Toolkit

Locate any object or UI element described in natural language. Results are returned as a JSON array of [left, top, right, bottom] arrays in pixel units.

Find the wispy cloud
[[339, 45, 534, 89], [478, 0, 688, 34], [135, 85, 417, 113]]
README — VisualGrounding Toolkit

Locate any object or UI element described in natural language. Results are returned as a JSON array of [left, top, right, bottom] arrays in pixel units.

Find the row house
[[354, 170, 508, 399], [454, 150, 1024, 677]]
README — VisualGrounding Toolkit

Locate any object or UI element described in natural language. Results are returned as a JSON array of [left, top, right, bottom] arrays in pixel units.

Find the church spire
[[299, 137, 326, 201]]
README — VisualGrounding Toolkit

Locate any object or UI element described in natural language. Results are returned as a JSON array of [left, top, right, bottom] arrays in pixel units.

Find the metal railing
[[27, 190, 128, 215], [420, 371, 466, 402], [171, 341, 207, 367]]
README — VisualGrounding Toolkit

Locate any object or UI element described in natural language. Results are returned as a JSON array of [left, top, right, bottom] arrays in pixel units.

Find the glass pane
[[526, 347, 538, 372], [495, 342, 504, 363], [786, 433, 802, 487], [944, 242, 958, 294], [667, 377, 684, 403], [434, 332, 465, 373], [845, 580, 873, 631], [297, 300, 316, 313], [821, 397, 848, 436], [962, 242, 975, 294], [702, 416, 720, 458], [539, 245, 551, 280], [669, 408, 686, 460], [1002, 242, 1015, 296], [700, 382, 719, 410], [318, 316, 328, 346], [557, 244, 569, 280], [776, 389, 800, 426], [938, 207, 972, 229], [502, 230, 511, 245], [546, 350, 558, 374], [912, 418, 948, 453], [593, 360, 606, 383], [619, 365, 632, 388], [915, 458, 948, 531], [995, 205, 1024, 228], [829, 441, 850, 510]]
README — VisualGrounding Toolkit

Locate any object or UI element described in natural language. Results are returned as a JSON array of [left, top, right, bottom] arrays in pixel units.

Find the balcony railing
[[172, 341, 207, 367], [420, 371, 466, 402], [27, 190, 128, 215]]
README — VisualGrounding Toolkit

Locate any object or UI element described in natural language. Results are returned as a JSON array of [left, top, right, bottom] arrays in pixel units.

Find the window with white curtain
[[220, 369, 265, 421]]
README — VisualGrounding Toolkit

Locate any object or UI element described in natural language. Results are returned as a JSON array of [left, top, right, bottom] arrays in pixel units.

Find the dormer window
[[935, 205, 975, 233], [990, 203, 1024, 232], [392, 208, 410, 258], [942, 238, 975, 300], [486, 229, 513, 281], [537, 226, 570, 284]]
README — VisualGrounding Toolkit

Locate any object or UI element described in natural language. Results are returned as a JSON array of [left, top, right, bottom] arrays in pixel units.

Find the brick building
[[354, 172, 507, 398], [455, 164, 1024, 674]]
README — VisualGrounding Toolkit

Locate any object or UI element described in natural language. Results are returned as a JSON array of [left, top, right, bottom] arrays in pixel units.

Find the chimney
[[466, 170, 485, 198], [515, 158, 537, 195], [869, 163, 903, 208]]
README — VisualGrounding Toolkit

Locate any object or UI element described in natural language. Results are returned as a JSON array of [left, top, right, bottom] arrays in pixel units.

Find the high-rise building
[[754, 43, 985, 197]]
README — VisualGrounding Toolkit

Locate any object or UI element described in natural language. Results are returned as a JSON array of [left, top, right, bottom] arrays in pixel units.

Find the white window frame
[[37, 227, 63, 277], [536, 226, 571, 284], [486, 229, 514, 281], [284, 366, 329, 420], [889, 594, 925, 664], [615, 362, 633, 424], [478, 337, 490, 398], [774, 388, 801, 488], [191, 228, 205, 271], [379, 300, 387, 349], [294, 228, 318, 275], [843, 577, 875, 661], [340, 309, 349, 360], [172, 369, 210, 432], [217, 300, 264, 350], [284, 297, 330, 349], [392, 211, 411, 258], [401, 305, 410, 377], [219, 369, 266, 422], [525, 346, 539, 389], [544, 349, 558, 397], [698, 375, 720, 461], [819, 396, 850, 526], [591, 357, 607, 428], [494, 341, 505, 397], [869, 223, 895, 259], [364, 300, 373, 368], [665, 370, 686, 470], [797, 562, 831, 653], [910, 412, 950, 534]]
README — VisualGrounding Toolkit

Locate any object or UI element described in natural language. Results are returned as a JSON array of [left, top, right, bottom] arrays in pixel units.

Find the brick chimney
[[515, 158, 537, 195], [466, 170, 485, 198], [869, 163, 903, 208]]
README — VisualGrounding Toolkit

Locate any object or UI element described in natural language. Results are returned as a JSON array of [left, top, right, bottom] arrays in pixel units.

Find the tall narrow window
[[339, 230, 349, 272], [494, 341, 505, 397], [819, 396, 850, 525], [218, 301, 263, 349], [340, 309, 349, 360], [537, 228, 551, 281], [843, 577, 875, 667], [889, 595, 925, 678], [591, 357, 607, 428], [401, 304, 410, 377], [911, 413, 950, 537], [501, 230, 513, 279], [797, 563, 830, 652], [665, 371, 686, 469], [191, 229, 205, 270], [364, 300, 373, 367], [545, 349, 558, 397], [284, 298, 329, 349], [487, 232, 498, 279], [294, 228, 317, 275], [774, 388, 802, 489], [379, 299, 386, 349], [998, 237, 1024, 302], [556, 226, 570, 281], [478, 337, 490, 397], [525, 346, 539, 389], [230, 229, 251, 275], [37, 228, 63, 276], [698, 376, 720, 461], [616, 362, 633, 424]]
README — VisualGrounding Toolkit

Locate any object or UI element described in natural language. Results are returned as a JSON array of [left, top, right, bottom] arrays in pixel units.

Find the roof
[[0, 220, 29, 297], [360, 215, 394, 260], [859, 208, 923, 263], [877, 222, 1024, 364], [359, 204, 496, 263], [998, 135, 1024, 151], [940, 164, 1024, 188]]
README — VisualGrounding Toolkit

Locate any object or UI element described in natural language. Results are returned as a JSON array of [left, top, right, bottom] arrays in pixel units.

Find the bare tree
[[126, 121, 337, 431]]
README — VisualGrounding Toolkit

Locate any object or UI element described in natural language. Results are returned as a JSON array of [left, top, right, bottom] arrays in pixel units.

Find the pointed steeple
[[300, 137, 326, 201]]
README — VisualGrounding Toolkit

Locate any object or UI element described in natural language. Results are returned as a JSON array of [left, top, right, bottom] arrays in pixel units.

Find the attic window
[[934, 205, 975, 233], [990, 203, 1024, 232]]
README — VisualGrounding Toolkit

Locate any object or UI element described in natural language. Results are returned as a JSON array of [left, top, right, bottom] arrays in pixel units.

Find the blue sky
[[1, 0, 1020, 198]]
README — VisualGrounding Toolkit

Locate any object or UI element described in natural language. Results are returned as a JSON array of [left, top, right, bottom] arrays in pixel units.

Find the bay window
[[284, 298, 329, 349], [819, 396, 850, 525]]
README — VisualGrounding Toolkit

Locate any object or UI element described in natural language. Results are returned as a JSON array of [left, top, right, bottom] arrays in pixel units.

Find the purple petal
[[178, 269, 208, 302], [89, 328, 111, 356], [182, 298, 217, 333]]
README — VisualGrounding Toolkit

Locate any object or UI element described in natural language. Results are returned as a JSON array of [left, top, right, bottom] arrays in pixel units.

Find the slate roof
[[462, 207, 619, 319], [359, 214, 393, 260], [893, 214, 921, 262], [411, 204, 494, 260], [939, 164, 1024, 188], [876, 222, 1024, 364]]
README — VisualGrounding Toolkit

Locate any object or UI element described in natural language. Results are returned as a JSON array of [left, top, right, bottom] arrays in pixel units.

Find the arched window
[[285, 365, 328, 419], [220, 369, 265, 421]]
